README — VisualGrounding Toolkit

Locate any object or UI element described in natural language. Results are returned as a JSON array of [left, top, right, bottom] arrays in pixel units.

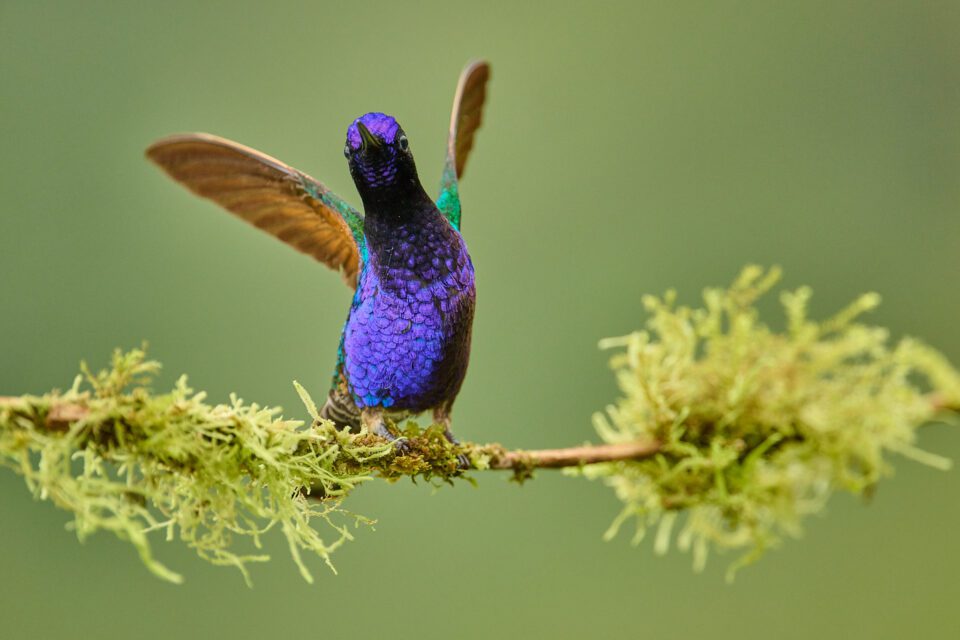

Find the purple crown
[[346, 112, 400, 150]]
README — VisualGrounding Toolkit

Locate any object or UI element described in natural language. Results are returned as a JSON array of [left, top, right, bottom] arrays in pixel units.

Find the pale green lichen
[[580, 266, 960, 579], [0, 349, 392, 585], [0, 348, 501, 584]]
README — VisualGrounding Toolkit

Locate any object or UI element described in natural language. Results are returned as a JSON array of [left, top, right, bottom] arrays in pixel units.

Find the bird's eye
[[343, 144, 352, 158], [398, 135, 409, 151]]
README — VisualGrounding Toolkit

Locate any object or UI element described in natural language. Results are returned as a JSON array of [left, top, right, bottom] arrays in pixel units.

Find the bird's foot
[[393, 439, 413, 456], [442, 429, 471, 470], [372, 422, 412, 456]]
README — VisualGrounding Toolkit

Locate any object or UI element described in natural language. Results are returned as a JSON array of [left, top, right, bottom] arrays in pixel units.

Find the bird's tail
[[320, 377, 360, 431]]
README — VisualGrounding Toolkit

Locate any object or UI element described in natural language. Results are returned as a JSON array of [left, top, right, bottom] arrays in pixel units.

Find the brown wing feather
[[145, 133, 362, 288], [448, 60, 491, 178]]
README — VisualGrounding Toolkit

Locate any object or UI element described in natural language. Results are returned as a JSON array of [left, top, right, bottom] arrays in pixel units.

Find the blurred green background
[[2, 1, 959, 638]]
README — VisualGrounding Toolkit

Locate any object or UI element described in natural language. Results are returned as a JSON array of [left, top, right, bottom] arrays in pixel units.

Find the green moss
[[0, 350, 384, 585], [579, 266, 959, 579], [0, 351, 503, 584], [504, 453, 537, 484]]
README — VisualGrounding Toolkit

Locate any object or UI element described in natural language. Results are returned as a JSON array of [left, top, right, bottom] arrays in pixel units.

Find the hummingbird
[[145, 61, 490, 455]]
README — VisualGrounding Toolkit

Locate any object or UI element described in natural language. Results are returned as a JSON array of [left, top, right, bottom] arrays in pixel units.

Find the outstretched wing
[[146, 133, 365, 288], [437, 60, 490, 231]]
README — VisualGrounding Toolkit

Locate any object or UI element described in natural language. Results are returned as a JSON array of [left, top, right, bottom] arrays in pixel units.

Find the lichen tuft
[[0, 348, 387, 585], [580, 266, 959, 579], [0, 349, 500, 584]]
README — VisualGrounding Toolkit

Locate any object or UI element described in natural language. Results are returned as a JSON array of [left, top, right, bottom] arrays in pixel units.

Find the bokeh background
[[2, 1, 959, 638]]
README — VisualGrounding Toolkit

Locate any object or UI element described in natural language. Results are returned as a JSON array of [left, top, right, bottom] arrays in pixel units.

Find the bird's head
[[344, 112, 419, 193]]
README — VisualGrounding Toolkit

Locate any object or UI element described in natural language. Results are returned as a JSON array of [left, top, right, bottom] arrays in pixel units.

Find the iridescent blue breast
[[342, 220, 475, 413]]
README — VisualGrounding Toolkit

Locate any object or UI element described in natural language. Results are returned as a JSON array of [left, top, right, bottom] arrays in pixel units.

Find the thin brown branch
[[492, 440, 661, 469], [0, 396, 83, 431]]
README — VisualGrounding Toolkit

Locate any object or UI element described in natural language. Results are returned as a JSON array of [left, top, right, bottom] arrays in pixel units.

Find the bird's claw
[[373, 421, 468, 468], [391, 438, 413, 456], [372, 423, 410, 455], [441, 429, 470, 470]]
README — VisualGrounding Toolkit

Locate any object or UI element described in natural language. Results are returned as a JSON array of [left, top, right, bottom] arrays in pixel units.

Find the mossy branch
[[2, 266, 958, 584], [0, 396, 662, 474]]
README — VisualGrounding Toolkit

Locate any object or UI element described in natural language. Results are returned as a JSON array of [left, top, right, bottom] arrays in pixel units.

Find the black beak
[[356, 122, 382, 151]]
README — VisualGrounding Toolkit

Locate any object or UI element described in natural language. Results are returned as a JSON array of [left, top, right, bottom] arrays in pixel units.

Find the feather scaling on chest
[[344, 216, 475, 413]]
